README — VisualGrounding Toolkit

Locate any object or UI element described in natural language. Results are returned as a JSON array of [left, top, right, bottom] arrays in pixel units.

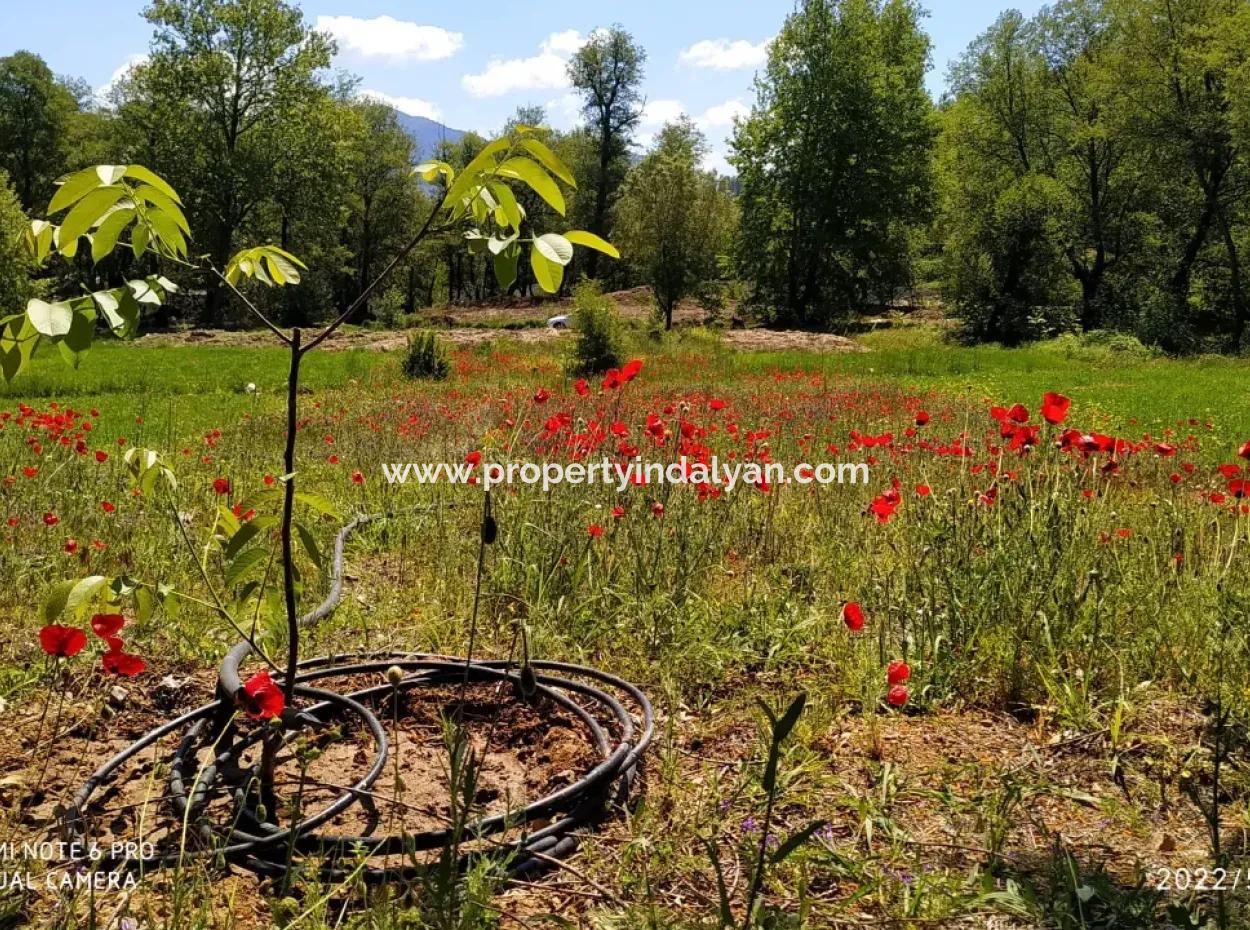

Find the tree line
[[1, 0, 1248, 352]]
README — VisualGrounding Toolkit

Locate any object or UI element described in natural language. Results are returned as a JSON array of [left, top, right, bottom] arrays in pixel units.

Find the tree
[[568, 26, 646, 281], [731, 0, 934, 329], [0, 172, 37, 327], [139, 0, 334, 324], [614, 119, 737, 329], [0, 52, 78, 210]]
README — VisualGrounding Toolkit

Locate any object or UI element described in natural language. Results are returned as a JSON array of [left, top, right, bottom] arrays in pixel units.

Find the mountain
[[392, 111, 466, 159]]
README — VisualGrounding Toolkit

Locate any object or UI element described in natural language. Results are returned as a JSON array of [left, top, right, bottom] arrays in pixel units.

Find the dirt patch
[[722, 329, 868, 353]]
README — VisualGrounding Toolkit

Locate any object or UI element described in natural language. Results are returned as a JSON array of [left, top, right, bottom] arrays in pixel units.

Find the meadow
[[3, 323, 1250, 929]]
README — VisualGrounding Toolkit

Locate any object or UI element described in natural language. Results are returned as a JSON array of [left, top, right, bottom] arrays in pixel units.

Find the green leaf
[[62, 310, 95, 354], [497, 157, 565, 216], [530, 247, 563, 294], [414, 160, 454, 184], [295, 492, 341, 520], [774, 692, 807, 743], [58, 185, 127, 247], [223, 516, 276, 562], [123, 165, 181, 204], [91, 207, 135, 264], [769, 820, 827, 863], [144, 207, 187, 258], [43, 580, 76, 622], [48, 168, 104, 215], [95, 165, 126, 186], [520, 137, 575, 186], [445, 137, 511, 208], [26, 299, 73, 337], [487, 181, 523, 229], [135, 184, 190, 233], [493, 247, 518, 291], [564, 229, 620, 259], [294, 521, 324, 572], [66, 575, 110, 615], [225, 547, 267, 589], [135, 586, 155, 625], [534, 232, 573, 266]]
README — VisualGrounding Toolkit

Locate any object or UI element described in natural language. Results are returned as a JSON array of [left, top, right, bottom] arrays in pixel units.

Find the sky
[[0, 0, 1044, 174]]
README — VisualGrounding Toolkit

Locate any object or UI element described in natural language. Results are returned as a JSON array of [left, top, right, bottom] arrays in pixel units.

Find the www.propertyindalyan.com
[[381, 456, 871, 494]]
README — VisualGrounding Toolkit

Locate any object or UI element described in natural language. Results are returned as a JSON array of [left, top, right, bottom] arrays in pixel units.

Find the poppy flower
[[710, 398, 726, 411], [40, 624, 87, 657], [22, 466, 38, 478], [621, 359, 643, 382], [101, 501, 116, 514], [94, 450, 108, 463], [1040, 392, 1071, 425], [650, 501, 665, 518], [916, 484, 931, 497], [843, 602, 864, 632], [239, 669, 285, 720], [587, 523, 604, 538], [887, 660, 910, 685], [91, 613, 125, 638], [611, 505, 626, 519], [212, 477, 231, 495], [533, 388, 551, 404], [887, 685, 909, 707], [1007, 403, 1029, 424], [102, 641, 146, 677], [351, 470, 364, 485], [64, 538, 79, 555], [43, 512, 59, 527], [574, 378, 590, 397], [602, 369, 622, 390], [914, 411, 930, 426], [1238, 440, 1250, 460], [263, 474, 275, 486]]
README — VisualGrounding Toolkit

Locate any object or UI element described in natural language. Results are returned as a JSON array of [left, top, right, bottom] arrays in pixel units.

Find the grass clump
[[569, 281, 626, 375], [402, 331, 451, 381]]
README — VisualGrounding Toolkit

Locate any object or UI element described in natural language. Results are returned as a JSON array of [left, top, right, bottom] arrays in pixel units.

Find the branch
[[210, 267, 293, 346]]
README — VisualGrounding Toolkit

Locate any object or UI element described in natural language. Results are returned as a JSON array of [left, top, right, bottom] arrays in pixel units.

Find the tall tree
[[140, 0, 334, 324], [0, 52, 78, 210], [731, 0, 934, 329], [614, 119, 737, 329], [568, 26, 645, 281]]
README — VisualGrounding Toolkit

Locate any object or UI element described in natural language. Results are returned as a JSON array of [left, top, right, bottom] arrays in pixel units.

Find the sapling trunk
[[281, 328, 303, 704]]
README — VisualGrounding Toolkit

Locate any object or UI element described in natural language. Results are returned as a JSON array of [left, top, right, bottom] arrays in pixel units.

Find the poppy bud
[[386, 665, 404, 685], [481, 514, 497, 544]]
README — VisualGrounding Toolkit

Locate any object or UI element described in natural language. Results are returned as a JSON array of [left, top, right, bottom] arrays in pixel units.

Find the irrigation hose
[[66, 510, 653, 884]]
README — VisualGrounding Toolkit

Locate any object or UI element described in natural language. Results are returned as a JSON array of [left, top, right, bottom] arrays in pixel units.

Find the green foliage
[[401, 330, 451, 381], [0, 171, 37, 319], [614, 119, 737, 329], [569, 280, 626, 374], [732, 0, 934, 329], [0, 52, 78, 210]]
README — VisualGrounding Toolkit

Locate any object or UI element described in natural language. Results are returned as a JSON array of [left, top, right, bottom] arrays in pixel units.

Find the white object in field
[[547, 314, 569, 329], [245, 382, 257, 393]]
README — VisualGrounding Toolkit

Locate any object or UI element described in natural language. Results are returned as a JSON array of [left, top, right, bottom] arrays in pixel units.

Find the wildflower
[[101, 501, 115, 514], [621, 359, 643, 382], [351, 470, 364, 485], [239, 669, 285, 720], [887, 660, 910, 685], [102, 639, 146, 677], [533, 388, 551, 404], [22, 466, 38, 478], [914, 411, 930, 426], [1041, 392, 1071, 425], [43, 512, 59, 527], [40, 624, 86, 658], [650, 501, 665, 518], [611, 505, 626, 519], [574, 378, 590, 397], [95, 450, 107, 463], [843, 602, 865, 632], [212, 477, 231, 495], [64, 539, 78, 555], [887, 685, 909, 707], [91, 613, 125, 639], [916, 484, 931, 497]]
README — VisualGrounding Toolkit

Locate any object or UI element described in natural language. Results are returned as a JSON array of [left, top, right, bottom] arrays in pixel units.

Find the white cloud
[[360, 89, 442, 121], [316, 15, 463, 61], [95, 53, 148, 104], [545, 92, 583, 129], [679, 37, 770, 70], [703, 147, 734, 176], [462, 30, 588, 98], [698, 99, 749, 129], [641, 99, 686, 126]]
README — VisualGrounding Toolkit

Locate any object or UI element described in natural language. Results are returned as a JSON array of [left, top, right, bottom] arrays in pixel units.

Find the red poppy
[[887, 660, 910, 685], [914, 411, 930, 426], [621, 359, 643, 382], [1007, 403, 1029, 424], [1239, 440, 1250, 460], [94, 450, 108, 463], [351, 470, 364, 485], [91, 613, 125, 638], [533, 388, 551, 404], [887, 685, 909, 707], [102, 641, 146, 677], [39, 624, 86, 658], [64, 539, 79, 555], [709, 398, 726, 411], [574, 378, 590, 397], [1040, 392, 1071, 425], [1218, 464, 1242, 479], [263, 474, 275, 486], [212, 477, 231, 495], [843, 602, 864, 632], [650, 501, 665, 518], [240, 669, 285, 720], [602, 369, 622, 391], [915, 484, 931, 497], [587, 523, 604, 538], [22, 466, 38, 478], [43, 512, 59, 526], [465, 450, 482, 466], [611, 505, 626, 519], [101, 500, 116, 513]]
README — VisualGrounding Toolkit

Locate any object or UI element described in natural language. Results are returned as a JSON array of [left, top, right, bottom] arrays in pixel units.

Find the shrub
[[0, 171, 37, 315], [569, 281, 625, 374], [401, 330, 450, 380]]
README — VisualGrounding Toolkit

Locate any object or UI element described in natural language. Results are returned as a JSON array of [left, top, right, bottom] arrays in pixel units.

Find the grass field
[[4, 324, 1250, 929]]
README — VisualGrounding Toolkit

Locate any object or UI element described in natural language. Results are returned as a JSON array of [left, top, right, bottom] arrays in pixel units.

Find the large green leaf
[[48, 167, 104, 215], [59, 185, 127, 246], [493, 246, 519, 291], [497, 157, 565, 215], [123, 165, 181, 204], [91, 207, 136, 264], [530, 247, 563, 293], [534, 233, 573, 266], [445, 137, 510, 208], [26, 299, 73, 337], [135, 185, 190, 233], [564, 229, 620, 259], [520, 137, 576, 186]]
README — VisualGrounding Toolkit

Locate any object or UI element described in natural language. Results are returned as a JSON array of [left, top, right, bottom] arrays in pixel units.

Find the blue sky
[[0, 0, 1043, 172]]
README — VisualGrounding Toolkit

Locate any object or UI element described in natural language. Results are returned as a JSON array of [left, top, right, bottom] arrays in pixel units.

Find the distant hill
[[392, 111, 466, 159]]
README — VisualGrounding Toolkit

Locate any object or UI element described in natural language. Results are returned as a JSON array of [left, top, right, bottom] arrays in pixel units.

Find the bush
[[401, 331, 450, 380], [0, 171, 37, 316], [569, 281, 625, 375]]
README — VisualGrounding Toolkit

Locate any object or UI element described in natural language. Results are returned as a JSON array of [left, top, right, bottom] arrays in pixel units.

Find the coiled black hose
[[66, 512, 653, 883]]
